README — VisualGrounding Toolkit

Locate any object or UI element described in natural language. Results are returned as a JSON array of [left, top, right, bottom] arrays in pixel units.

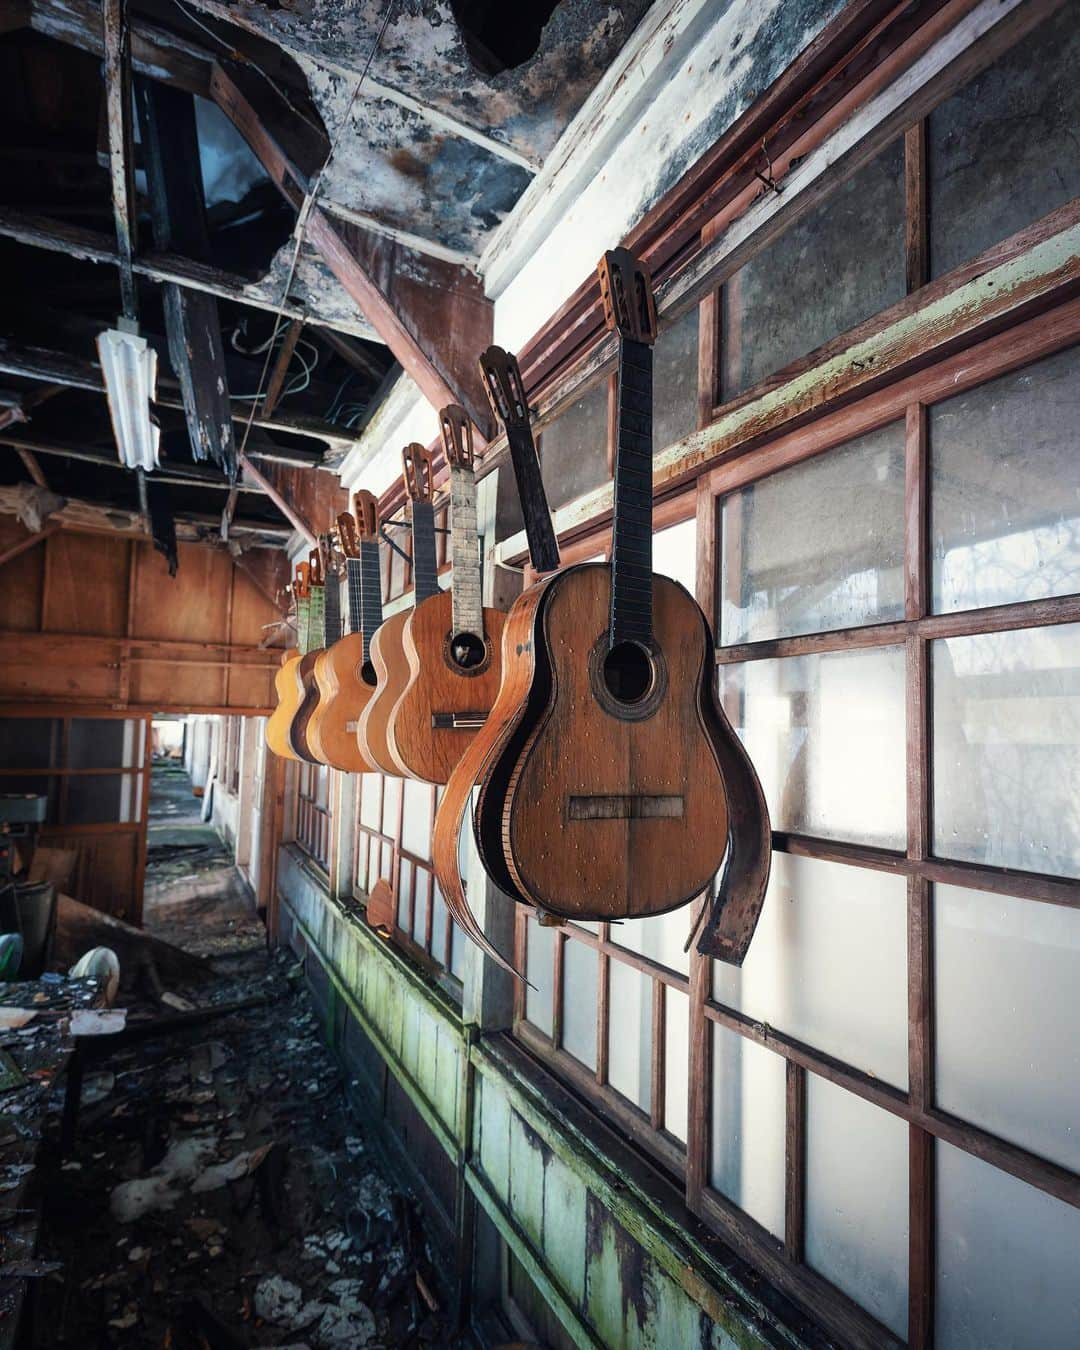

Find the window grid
[[295, 760, 331, 871]]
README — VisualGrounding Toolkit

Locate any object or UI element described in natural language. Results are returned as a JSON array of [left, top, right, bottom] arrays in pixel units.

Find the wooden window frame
[[294, 759, 331, 873]]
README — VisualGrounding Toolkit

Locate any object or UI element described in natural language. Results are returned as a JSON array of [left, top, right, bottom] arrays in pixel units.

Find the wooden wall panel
[[129, 657, 228, 709], [263, 462, 348, 540], [43, 533, 128, 635], [39, 827, 140, 921], [0, 636, 123, 702], [0, 518, 45, 631], [130, 541, 233, 643]]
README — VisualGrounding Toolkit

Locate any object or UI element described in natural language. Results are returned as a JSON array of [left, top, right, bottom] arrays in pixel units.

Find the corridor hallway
[[31, 759, 456, 1349]]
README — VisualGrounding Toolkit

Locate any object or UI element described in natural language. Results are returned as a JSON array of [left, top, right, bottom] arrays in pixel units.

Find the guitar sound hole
[[360, 661, 377, 687], [602, 641, 653, 704], [450, 631, 487, 671]]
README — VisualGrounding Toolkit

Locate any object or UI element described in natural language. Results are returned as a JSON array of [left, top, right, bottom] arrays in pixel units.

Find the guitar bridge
[[431, 712, 488, 730]]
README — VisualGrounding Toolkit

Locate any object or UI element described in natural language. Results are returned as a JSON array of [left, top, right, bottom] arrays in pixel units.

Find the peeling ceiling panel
[[322, 92, 532, 255], [240, 243, 382, 340]]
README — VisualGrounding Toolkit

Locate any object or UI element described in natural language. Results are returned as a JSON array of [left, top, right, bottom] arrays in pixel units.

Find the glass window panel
[[611, 909, 691, 977], [652, 517, 697, 599], [0, 718, 61, 769], [937, 1143, 1080, 1349], [928, 4, 1080, 280], [720, 422, 906, 645], [709, 1025, 786, 1239], [606, 960, 651, 1112], [68, 719, 130, 769], [935, 885, 1080, 1171], [653, 306, 699, 453], [411, 868, 429, 946], [397, 856, 412, 930], [540, 379, 609, 511], [805, 1076, 908, 1339], [561, 940, 598, 1071], [663, 986, 689, 1143], [382, 774, 402, 835], [525, 918, 555, 1036], [367, 836, 379, 891], [401, 778, 433, 860], [450, 921, 467, 980], [65, 774, 129, 824], [930, 346, 1080, 614], [722, 140, 905, 398], [359, 773, 382, 830], [713, 854, 907, 1086], [720, 647, 906, 849], [431, 881, 449, 966], [379, 841, 393, 883], [933, 624, 1080, 877]]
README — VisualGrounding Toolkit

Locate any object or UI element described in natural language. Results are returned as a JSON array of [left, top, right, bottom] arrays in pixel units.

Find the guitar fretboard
[[411, 501, 439, 604], [296, 597, 311, 655], [450, 462, 483, 638], [507, 423, 559, 573], [610, 336, 654, 648], [323, 571, 341, 648], [307, 587, 325, 654], [359, 540, 383, 664]]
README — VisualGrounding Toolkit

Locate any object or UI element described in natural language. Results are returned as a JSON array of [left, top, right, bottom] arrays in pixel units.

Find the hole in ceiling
[[449, 0, 561, 76]]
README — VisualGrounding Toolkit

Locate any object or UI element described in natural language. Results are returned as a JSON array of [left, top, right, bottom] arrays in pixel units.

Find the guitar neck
[[411, 500, 439, 604], [307, 587, 325, 653], [610, 335, 654, 648], [296, 597, 311, 654], [323, 571, 341, 647], [507, 423, 560, 574], [450, 462, 484, 637], [359, 540, 384, 664]]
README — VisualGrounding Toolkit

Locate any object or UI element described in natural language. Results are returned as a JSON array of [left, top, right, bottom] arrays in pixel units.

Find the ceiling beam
[[0, 207, 380, 344], [101, 0, 138, 320], [0, 434, 266, 492], [209, 61, 495, 439], [0, 337, 352, 456], [236, 454, 316, 547], [261, 318, 302, 420], [0, 523, 61, 569]]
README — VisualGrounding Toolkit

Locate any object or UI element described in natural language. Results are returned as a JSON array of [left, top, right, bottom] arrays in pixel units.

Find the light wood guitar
[[356, 444, 441, 777], [266, 563, 309, 761], [433, 252, 771, 974], [387, 407, 507, 785], [287, 546, 328, 764], [307, 493, 384, 772]]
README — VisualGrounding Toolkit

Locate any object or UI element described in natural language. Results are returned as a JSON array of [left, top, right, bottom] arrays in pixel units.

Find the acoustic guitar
[[266, 563, 309, 761], [307, 493, 384, 772], [286, 545, 328, 764], [433, 250, 771, 974], [355, 443, 440, 777], [386, 406, 507, 785]]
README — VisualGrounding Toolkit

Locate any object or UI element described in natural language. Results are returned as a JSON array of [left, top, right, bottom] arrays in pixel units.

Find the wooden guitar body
[[356, 609, 413, 775], [307, 634, 378, 772], [287, 652, 322, 764], [388, 588, 507, 785], [266, 648, 302, 761]]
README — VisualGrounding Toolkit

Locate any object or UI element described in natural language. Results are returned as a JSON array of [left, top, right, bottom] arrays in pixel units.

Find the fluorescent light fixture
[[96, 318, 161, 472]]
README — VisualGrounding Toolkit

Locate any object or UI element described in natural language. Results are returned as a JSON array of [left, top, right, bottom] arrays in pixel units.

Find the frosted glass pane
[[709, 1025, 786, 1238], [611, 908, 691, 977], [401, 778, 434, 860], [937, 1143, 1080, 1350], [525, 919, 555, 1036], [935, 885, 1080, 1171], [930, 346, 1080, 613], [561, 940, 597, 1071], [933, 624, 1080, 877], [713, 854, 907, 1086], [382, 774, 402, 833], [806, 1076, 908, 1338], [653, 305, 698, 454], [720, 648, 906, 849], [652, 517, 697, 599], [359, 773, 382, 829], [431, 881, 448, 966], [397, 857, 412, 930], [721, 421, 906, 645], [411, 870, 429, 945], [540, 379, 608, 511], [379, 841, 393, 883], [607, 961, 650, 1111], [663, 987, 689, 1143], [450, 922, 467, 980]]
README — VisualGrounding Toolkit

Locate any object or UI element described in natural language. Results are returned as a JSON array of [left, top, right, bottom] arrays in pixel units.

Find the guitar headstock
[[319, 532, 340, 578], [479, 346, 529, 430], [336, 512, 359, 560], [402, 442, 434, 504], [354, 490, 379, 541], [598, 247, 658, 346], [440, 404, 474, 470], [295, 561, 310, 599], [308, 548, 324, 588]]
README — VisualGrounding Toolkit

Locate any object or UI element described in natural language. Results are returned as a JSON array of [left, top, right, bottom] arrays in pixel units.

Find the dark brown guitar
[[288, 544, 331, 764], [433, 250, 771, 973]]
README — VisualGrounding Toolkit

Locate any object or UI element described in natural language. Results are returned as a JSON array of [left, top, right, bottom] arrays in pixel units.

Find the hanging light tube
[[96, 317, 161, 472]]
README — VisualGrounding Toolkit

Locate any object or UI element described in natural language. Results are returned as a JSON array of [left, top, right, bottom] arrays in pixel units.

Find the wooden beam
[[0, 207, 380, 344], [101, 0, 138, 320], [16, 448, 48, 488], [137, 78, 236, 477], [0, 434, 264, 491], [220, 485, 239, 541], [237, 454, 316, 546], [261, 319, 302, 419], [0, 524, 60, 568], [316, 326, 390, 385]]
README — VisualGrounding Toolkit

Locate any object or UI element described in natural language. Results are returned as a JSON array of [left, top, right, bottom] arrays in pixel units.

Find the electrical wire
[[233, 0, 399, 462]]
